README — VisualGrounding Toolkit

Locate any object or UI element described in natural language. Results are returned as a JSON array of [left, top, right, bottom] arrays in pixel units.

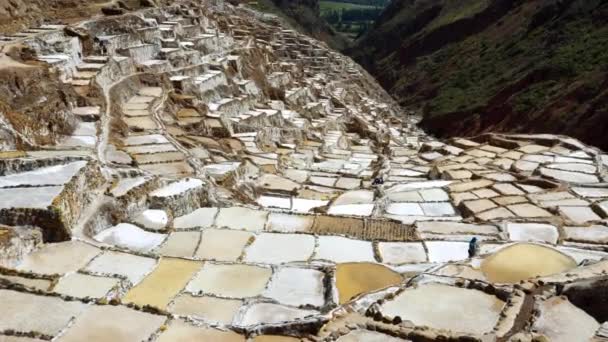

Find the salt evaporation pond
[[481, 243, 577, 283], [380, 283, 504, 335], [335, 263, 402, 304]]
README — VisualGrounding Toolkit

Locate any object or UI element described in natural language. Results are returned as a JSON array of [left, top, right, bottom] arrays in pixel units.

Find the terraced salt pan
[[94, 223, 166, 252], [560, 206, 602, 224], [0, 186, 64, 209], [572, 187, 608, 198], [533, 297, 599, 342], [52, 273, 119, 298], [315, 236, 375, 263], [380, 284, 504, 335], [173, 207, 218, 229], [378, 242, 427, 264], [56, 304, 166, 342], [156, 231, 200, 257], [157, 319, 244, 342], [134, 152, 185, 164], [186, 263, 272, 298], [336, 330, 408, 341], [17, 241, 100, 275], [266, 212, 314, 232], [0, 161, 87, 187], [425, 241, 469, 262], [84, 251, 157, 285], [150, 178, 203, 197], [0, 274, 51, 291], [481, 243, 576, 283], [195, 228, 252, 261], [540, 167, 599, 184], [133, 209, 168, 230], [386, 181, 452, 193], [257, 195, 291, 209], [328, 203, 374, 216], [0, 290, 87, 336], [257, 174, 300, 191], [124, 143, 177, 154], [291, 198, 329, 213], [124, 134, 169, 145], [236, 303, 317, 327], [420, 202, 456, 216], [124, 258, 202, 309], [169, 294, 242, 324], [263, 267, 325, 307], [336, 263, 402, 304], [215, 207, 268, 231], [331, 190, 374, 205], [110, 176, 148, 197], [141, 161, 194, 176], [563, 225, 608, 244], [507, 223, 559, 244], [385, 203, 424, 216], [244, 233, 315, 264]]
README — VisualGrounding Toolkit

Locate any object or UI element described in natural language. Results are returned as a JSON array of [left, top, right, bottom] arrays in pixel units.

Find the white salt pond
[[380, 283, 504, 335], [236, 303, 317, 327], [244, 233, 315, 264], [133, 209, 168, 230], [94, 223, 166, 252], [314, 236, 375, 263], [328, 203, 374, 216], [173, 207, 218, 229], [263, 267, 325, 307], [0, 161, 87, 187], [533, 296, 599, 342], [150, 178, 203, 197]]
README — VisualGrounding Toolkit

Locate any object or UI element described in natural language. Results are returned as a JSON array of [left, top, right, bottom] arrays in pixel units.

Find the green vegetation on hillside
[[348, 0, 608, 149], [320, 1, 375, 13], [320, 0, 387, 39]]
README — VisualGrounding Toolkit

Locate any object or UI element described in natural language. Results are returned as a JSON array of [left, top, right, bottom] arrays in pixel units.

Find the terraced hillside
[[349, 0, 608, 150], [0, 1, 608, 341]]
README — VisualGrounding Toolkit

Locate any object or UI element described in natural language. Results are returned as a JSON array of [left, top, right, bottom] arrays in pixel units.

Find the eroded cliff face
[[349, 0, 608, 150], [0, 53, 78, 148]]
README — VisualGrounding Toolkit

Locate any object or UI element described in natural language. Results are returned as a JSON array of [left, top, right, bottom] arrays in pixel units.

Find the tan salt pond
[[481, 243, 577, 283], [157, 319, 245, 342], [169, 294, 242, 324], [335, 263, 402, 304], [186, 263, 272, 298], [123, 258, 202, 309]]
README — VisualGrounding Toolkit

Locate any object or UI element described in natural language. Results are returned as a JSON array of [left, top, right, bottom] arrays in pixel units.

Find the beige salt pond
[[123, 258, 202, 309], [481, 243, 577, 283], [335, 263, 402, 304]]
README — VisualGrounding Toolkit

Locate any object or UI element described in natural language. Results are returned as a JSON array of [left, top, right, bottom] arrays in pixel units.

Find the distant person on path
[[468, 237, 479, 258]]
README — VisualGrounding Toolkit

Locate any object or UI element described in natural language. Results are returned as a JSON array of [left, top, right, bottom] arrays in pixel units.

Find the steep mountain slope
[[349, 0, 608, 150], [0, 0, 162, 33]]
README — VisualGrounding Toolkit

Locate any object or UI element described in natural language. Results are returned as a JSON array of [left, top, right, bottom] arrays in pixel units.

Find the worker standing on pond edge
[[468, 237, 479, 258]]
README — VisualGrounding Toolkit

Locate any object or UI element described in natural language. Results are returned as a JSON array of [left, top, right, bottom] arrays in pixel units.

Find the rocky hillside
[[0, 0, 162, 33], [349, 0, 608, 150]]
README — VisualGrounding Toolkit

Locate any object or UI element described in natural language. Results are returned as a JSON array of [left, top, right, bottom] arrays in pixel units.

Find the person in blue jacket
[[468, 237, 479, 258]]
